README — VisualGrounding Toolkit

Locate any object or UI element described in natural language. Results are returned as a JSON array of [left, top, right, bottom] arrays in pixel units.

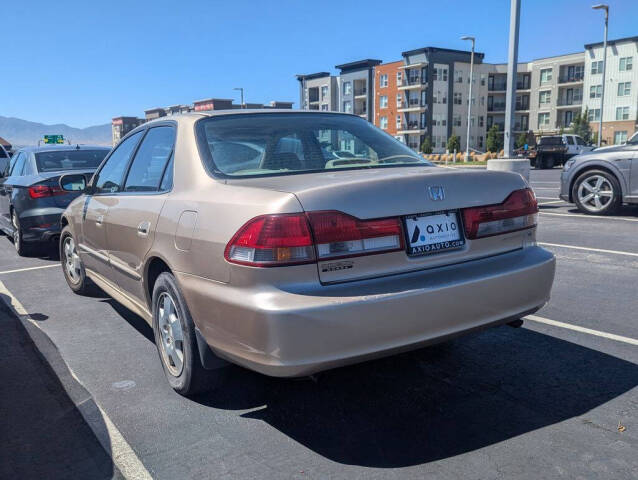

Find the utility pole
[[503, 0, 521, 158], [233, 87, 245, 108], [592, 4, 609, 147], [461, 36, 475, 161]]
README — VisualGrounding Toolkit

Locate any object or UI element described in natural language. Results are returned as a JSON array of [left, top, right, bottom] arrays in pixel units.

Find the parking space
[[1, 167, 637, 479]]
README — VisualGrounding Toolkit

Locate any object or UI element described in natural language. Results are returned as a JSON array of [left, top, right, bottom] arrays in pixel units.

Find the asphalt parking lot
[[1, 167, 637, 480]]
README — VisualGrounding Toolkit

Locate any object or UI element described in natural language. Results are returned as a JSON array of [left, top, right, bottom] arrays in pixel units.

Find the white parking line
[[540, 212, 638, 222], [0, 264, 59, 275], [538, 200, 565, 205], [525, 315, 638, 346], [0, 281, 152, 480], [530, 182, 560, 185], [538, 242, 638, 257]]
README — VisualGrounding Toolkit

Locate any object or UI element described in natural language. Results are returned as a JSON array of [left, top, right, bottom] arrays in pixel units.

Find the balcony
[[487, 122, 505, 131], [488, 83, 507, 92], [557, 98, 582, 107], [514, 123, 529, 131], [397, 121, 426, 134], [398, 77, 426, 90], [397, 98, 426, 112], [515, 102, 529, 111], [354, 88, 367, 98], [559, 73, 584, 84], [488, 103, 506, 112]]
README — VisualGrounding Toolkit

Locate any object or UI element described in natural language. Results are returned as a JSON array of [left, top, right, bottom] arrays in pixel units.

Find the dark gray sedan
[[560, 132, 638, 215], [0, 145, 110, 255]]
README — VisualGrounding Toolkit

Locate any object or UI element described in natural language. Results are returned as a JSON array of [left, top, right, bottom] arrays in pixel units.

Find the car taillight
[[307, 211, 403, 259], [28, 185, 66, 199], [224, 214, 315, 266], [462, 188, 538, 240], [224, 211, 404, 267]]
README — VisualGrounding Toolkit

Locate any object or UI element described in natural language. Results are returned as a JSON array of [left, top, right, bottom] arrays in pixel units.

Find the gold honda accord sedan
[[59, 111, 555, 395]]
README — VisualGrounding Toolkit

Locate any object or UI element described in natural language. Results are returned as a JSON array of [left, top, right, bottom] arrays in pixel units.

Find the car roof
[[140, 109, 357, 126], [17, 144, 111, 154]]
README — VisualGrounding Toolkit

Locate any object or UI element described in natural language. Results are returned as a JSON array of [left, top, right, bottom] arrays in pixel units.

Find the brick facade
[[374, 61, 403, 137], [590, 121, 638, 145]]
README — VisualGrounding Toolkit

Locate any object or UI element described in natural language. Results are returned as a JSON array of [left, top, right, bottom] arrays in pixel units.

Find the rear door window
[[565, 136, 574, 145], [94, 131, 143, 193], [123, 126, 175, 192]]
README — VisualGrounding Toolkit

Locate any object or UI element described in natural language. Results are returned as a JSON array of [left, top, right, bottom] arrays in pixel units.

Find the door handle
[[137, 221, 151, 237], [95, 214, 104, 226]]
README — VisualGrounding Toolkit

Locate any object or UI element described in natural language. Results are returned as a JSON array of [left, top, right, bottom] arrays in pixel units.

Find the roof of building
[[296, 72, 331, 81], [401, 46, 485, 62], [192, 98, 234, 104], [144, 107, 166, 113], [335, 59, 382, 73], [585, 35, 638, 49]]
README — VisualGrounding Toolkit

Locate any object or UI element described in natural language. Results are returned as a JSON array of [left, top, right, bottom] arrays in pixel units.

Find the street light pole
[[592, 4, 609, 147], [233, 87, 245, 108], [461, 36, 475, 162], [504, 0, 521, 158]]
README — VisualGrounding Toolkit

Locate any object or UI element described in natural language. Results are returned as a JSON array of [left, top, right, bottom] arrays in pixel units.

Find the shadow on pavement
[[195, 325, 638, 468], [0, 294, 119, 479]]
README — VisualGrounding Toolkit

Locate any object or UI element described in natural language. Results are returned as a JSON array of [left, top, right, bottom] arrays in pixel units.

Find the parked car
[[559, 131, 638, 215], [0, 145, 10, 177], [0, 145, 110, 255], [532, 134, 594, 169], [58, 111, 556, 395]]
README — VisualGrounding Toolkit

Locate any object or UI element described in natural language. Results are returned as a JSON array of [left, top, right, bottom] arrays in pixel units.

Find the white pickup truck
[[532, 134, 595, 169]]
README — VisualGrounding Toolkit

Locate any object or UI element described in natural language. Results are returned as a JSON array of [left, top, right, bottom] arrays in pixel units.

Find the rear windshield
[[196, 113, 429, 177], [538, 137, 563, 145], [35, 149, 109, 172]]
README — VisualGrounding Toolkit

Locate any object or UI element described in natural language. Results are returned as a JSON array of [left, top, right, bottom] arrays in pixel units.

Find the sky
[[2, 0, 637, 128]]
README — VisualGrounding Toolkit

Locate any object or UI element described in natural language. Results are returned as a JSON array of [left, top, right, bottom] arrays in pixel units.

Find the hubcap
[[577, 175, 613, 212], [157, 292, 184, 377], [63, 236, 82, 284]]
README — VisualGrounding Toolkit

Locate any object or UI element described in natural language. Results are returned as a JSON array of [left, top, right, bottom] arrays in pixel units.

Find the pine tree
[[447, 134, 461, 153], [570, 108, 593, 143], [420, 136, 433, 154], [486, 125, 502, 152], [515, 132, 528, 149]]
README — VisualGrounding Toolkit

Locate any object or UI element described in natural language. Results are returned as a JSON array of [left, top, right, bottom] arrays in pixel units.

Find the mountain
[[0, 116, 111, 147]]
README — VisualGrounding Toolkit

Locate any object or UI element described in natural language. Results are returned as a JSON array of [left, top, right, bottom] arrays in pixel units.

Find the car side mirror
[[59, 173, 87, 192]]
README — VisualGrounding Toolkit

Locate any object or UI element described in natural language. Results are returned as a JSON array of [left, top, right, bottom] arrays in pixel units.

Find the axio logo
[[428, 186, 445, 201]]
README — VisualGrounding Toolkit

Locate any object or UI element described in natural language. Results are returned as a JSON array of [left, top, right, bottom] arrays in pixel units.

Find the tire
[[543, 155, 555, 169], [534, 154, 544, 169], [152, 272, 225, 396], [12, 210, 30, 256], [572, 169, 621, 215], [60, 226, 92, 294]]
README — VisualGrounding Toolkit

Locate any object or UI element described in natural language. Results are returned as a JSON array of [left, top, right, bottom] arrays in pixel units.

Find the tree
[[447, 134, 461, 153], [486, 124, 503, 152], [420, 136, 433, 154], [515, 132, 528, 149], [570, 108, 593, 143]]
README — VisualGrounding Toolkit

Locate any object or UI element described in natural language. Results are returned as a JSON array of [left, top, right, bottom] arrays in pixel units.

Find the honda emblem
[[428, 186, 445, 201]]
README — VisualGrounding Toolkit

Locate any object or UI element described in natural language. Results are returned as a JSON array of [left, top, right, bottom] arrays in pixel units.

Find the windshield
[[539, 137, 563, 145], [196, 113, 429, 177], [627, 132, 638, 145], [35, 149, 109, 173]]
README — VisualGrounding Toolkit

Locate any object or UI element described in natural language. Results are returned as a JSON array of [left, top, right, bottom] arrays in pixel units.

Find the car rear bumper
[[19, 208, 64, 243], [178, 246, 556, 377]]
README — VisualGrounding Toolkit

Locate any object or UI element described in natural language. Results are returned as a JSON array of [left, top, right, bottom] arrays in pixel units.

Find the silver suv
[[560, 131, 638, 215]]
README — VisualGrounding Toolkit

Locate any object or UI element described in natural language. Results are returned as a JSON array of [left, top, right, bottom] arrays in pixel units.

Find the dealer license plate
[[404, 211, 465, 256]]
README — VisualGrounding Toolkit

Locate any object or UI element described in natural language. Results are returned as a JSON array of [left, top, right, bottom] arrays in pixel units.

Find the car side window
[[93, 131, 143, 194], [566, 136, 574, 145], [11, 153, 26, 177], [22, 155, 35, 175], [123, 126, 175, 192], [575, 136, 586, 146], [159, 154, 174, 192]]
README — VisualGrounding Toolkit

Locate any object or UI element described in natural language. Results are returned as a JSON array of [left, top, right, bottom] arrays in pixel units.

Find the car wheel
[[60, 226, 92, 294], [541, 155, 554, 169], [572, 169, 621, 215], [12, 210, 30, 256], [152, 272, 225, 396]]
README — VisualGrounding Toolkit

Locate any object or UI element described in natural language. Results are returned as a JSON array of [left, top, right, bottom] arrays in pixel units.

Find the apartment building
[[374, 61, 403, 139], [584, 36, 638, 145], [111, 116, 145, 144], [296, 72, 339, 111], [336, 59, 381, 122]]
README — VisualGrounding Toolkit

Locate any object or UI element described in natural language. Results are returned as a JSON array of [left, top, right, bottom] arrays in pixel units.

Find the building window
[[380, 95, 388, 108], [591, 60, 603, 74], [453, 92, 462, 105], [396, 93, 402, 107], [539, 90, 551, 105], [396, 71, 402, 85], [614, 131, 628, 144], [615, 106, 630, 120], [589, 85, 602, 98], [321, 85, 328, 100], [396, 115, 402, 128], [479, 116, 484, 127], [455, 70, 463, 83], [619, 57, 633, 71], [538, 112, 550, 127], [617, 82, 631, 96], [380, 116, 388, 130], [433, 67, 448, 81], [343, 101, 352, 113], [540, 68, 553, 84], [434, 90, 447, 104], [587, 108, 601, 121], [321, 104, 329, 111], [343, 82, 352, 95], [453, 115, 462, 127], [380, 74, 388, 88], [480, 74, 487, 86], [478, 136, 484, 148]]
